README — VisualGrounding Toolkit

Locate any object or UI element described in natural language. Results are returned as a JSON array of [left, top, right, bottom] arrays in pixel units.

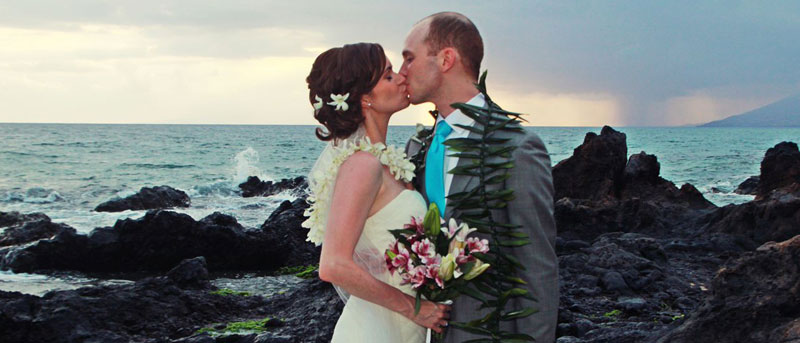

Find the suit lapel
[[419, 145, 429, 204], [409, 133, 432, 204]]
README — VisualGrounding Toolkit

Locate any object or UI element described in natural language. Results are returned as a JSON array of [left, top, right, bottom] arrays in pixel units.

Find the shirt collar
[[435, 93, 485, 135]]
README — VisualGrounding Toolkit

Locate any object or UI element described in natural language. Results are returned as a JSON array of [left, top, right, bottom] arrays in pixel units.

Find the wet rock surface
[[553, 126, 716, 243], [0, 211, 51, 228], [1, 205, 319, 273], [239, 176, 308, 198], [552, 130, 799, 342], [0, 257, 342, 343], [553, 126, 628, 201], [657, 235, 800, 343], [94, 185, 191, 212], [0, 212, 74, 247], [696, 141, 800, 250], [756, 141, 800, 199], [734, 175, 759, 195]]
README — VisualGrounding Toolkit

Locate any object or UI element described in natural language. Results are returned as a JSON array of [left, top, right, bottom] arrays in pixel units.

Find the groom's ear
[[438, 47, 458, 73]]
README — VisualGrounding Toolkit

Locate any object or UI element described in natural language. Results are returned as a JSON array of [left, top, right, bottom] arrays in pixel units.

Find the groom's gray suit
[[406, 111, 558, 343]]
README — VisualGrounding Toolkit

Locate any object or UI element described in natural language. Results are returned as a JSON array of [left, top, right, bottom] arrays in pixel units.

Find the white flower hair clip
[[327, 93, 350, 111], [313, 95, 324, 110]]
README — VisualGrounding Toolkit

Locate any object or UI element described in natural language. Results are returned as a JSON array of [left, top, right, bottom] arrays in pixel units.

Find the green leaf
[[471, 252, 496, 263], [459, 285, 488, 304], [484, 161, 515, 169], [488, 201, 508, 209], [474, 226, 493, 234], [447, 152, 483, 159], [446, 144, 478, 153], [486, 189, 515, 201], [459, 261, 476, 276], [458, 109, 491, 126], [447, 189, 479, 201], [453, 201, 488, 211], [501, 253, 527, 271], [485, 174, 511, 184], [499, 231, 529, 238], [500, 288, 530, 299], [487, 146, 517, 156], [448, 165, 481, 177], [388, 228, 416, 237], [449, 322, 493, 335], [460, 218, 498, 229], [452, 123, 486, 135], [481, 137, 512, 145], [472, 279, 500, 297], [503, 276, 528, 285], [487, 107, 523, 117], [498, 239, 531, 247], [443, 137, 485, 147], [453, 102, 491, 116], [501, 307, 539, 321], [490, 222, 522, 229]]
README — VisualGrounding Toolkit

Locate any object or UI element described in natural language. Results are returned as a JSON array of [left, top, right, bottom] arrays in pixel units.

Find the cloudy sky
[[1, 1, 798, 126]]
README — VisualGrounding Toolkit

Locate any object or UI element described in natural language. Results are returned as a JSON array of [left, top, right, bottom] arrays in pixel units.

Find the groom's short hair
[[422, 12, 483, 80]]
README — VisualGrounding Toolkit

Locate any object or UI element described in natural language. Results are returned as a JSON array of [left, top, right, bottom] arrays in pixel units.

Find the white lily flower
[[313, 95, 324, 110], [464, 259, 491, 280], [327, 93, 350, 111], [439, 252, 457, 281]]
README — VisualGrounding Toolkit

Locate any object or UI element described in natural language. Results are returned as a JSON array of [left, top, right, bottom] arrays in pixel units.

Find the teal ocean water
[[1, 123, 799, 235]]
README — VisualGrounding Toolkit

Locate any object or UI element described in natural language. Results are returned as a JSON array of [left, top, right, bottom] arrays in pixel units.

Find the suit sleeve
[[507, 131, 559, 342]]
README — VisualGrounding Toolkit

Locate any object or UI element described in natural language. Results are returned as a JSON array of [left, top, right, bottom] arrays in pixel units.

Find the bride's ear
[[361, 97, 373, 111]]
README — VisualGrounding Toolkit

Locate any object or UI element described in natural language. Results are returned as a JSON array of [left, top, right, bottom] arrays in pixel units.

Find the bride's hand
[[408, 300, 451, 333]]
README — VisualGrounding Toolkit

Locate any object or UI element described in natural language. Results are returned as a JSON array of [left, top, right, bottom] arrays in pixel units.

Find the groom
[[401, 12, 558, 342]]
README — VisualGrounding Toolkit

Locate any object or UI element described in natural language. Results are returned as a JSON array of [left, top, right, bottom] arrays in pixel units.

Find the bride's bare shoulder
[[338, 151, 383, 181]]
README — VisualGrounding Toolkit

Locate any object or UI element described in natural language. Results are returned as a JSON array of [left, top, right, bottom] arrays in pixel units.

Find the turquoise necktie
[[425, 121, 453, 217]]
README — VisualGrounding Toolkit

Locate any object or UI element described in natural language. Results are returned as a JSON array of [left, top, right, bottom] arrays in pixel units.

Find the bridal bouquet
[[384, 203, 491, 341]]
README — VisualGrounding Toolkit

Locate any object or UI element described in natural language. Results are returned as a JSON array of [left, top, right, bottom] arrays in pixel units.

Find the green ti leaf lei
[[443, 71, 537, 342]]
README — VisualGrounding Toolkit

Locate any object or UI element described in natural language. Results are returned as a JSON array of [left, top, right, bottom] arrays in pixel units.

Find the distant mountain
[[699, 94, 800, 127]]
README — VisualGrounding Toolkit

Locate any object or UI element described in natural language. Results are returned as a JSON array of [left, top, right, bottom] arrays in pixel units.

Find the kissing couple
[[302, 12, 558, 343]]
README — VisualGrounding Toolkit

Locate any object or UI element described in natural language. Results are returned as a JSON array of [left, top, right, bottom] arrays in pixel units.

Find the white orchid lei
[[302, 137, 416, 246]]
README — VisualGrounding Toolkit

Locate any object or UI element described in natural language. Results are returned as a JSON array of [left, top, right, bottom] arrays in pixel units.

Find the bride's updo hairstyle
[[306, 43, 386, 141]]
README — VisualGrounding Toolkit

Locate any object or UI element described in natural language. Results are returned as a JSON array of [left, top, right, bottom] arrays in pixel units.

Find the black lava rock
[[734, 175, 759, 195], [239, 176, 308, 198], [95, 185, 190, 212]]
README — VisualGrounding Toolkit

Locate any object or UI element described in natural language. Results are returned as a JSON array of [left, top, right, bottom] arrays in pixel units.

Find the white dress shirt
[[434, 93, 485, 208]]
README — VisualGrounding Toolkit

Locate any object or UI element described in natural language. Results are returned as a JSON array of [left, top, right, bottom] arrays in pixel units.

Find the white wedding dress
[[302, 127, 427, 343], [330, 189, 427, 342]]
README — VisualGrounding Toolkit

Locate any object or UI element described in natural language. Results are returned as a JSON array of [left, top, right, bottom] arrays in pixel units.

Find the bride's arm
[[318, 151, 450, 332]]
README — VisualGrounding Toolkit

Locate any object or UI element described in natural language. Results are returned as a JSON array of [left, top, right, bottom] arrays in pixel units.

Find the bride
[[303, 43, 451, 342]]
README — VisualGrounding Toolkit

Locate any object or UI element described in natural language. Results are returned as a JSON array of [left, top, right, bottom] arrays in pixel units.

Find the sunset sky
[[1, 1, 798, 126]]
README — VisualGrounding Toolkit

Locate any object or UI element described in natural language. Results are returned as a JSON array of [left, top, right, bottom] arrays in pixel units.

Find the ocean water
[[1, 123, 798, 294], [2, 124, 798, 235]]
